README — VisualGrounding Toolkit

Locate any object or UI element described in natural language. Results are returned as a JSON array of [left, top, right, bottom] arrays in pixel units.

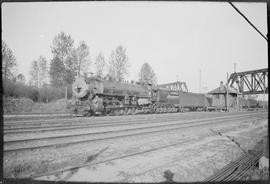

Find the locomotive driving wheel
[[113, 109, 119, 116], [131, 107, 136, 115], [83, 110, 92, 117], [123, 108, 129, 115]]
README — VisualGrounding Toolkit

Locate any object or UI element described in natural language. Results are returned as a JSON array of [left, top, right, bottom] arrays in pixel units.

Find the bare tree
[[108, 46, 129, 81], [139, 62, 157, 85], [2, 41, 17, 80], [95, 52, 106, 77]]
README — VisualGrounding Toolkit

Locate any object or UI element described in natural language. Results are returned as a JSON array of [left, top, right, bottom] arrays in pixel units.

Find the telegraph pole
[[199, 69, 201, 93], [226, 73, 229, 111], [233, 63, 237, 73]]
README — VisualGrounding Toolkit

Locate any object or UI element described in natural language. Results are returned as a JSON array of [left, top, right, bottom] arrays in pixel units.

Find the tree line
[[2, 32, 157, 102]]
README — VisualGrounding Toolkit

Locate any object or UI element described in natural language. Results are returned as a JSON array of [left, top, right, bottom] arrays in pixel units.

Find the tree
[[14, 74, 26, 84], [108, 46, 129, 81], [76, 41, 90, 75], [138, 62, 157, 85], [29, 60, 38, 87], [29, 56, 48, 88], [2, 41, 17, 80], [95, 52, 106, 77], [49, 57, 66, 87], [50, 32, 75, 85], [51, 32, 74, 63]]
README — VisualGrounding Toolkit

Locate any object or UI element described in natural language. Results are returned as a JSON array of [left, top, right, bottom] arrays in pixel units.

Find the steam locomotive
[[69, 75, 210, 116]]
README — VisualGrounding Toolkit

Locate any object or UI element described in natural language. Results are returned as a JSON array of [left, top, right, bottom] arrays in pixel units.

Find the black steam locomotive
[[68, 75, 210, 116]]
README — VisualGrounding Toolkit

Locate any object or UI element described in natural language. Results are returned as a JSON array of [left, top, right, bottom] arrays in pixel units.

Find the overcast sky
[[2, 1, 268, 93]]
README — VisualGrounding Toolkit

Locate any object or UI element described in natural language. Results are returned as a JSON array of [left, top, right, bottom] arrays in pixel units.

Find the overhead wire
[[228, 1, 268, 42]]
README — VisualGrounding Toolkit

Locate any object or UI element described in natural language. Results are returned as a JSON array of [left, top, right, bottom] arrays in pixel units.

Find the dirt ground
[[34, 117, 268, 182]]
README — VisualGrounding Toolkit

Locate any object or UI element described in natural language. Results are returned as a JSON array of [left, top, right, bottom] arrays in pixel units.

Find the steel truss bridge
[[228, 68, 268, 95], [158, 81, 188, 92]]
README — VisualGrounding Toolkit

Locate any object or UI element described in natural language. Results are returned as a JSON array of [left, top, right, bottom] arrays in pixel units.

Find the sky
[[2, 1, 268, 94]]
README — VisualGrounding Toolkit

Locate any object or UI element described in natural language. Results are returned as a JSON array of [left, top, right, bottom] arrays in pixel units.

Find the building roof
[[208, 83, 240, 94]]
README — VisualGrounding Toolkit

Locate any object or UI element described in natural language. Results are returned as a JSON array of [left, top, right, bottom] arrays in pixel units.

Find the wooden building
[[207, 81, 240, 111]]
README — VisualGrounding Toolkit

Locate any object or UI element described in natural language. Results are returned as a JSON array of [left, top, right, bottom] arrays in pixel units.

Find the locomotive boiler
[[71, 75, 153, 116], [69, 75, 210, 116]]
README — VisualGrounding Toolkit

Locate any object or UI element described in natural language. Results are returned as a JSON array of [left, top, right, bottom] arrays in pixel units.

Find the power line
[[228, 1, 268, 42]]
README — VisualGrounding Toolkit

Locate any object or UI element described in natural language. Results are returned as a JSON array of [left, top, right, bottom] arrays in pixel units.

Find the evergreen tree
[[2, 41, 17, 80], [139, 62, 157, 85]]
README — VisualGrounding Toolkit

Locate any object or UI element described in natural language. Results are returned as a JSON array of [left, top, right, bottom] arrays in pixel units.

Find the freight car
[[240, 97, 261, 109], [69, 75, 210, 116]]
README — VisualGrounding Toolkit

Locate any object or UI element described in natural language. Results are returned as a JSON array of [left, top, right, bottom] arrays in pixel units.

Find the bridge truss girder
[[228, 68, 268, 95], [158, 81, 188, 92]]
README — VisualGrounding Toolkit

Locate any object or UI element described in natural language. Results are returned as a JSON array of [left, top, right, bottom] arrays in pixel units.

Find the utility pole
[[199, 69, 201, 93], [226, 73, 229, 112], [233, 63, 237, 73], [37, 62, 40, 89]]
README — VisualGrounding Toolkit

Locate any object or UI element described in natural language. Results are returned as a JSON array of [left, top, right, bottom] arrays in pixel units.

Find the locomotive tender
[[69, 75, 210, 116]]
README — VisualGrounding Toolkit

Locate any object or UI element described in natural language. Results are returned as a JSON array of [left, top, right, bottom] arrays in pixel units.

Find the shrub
[[3, 79, 39, 101], [38, 85, 72, 102], [3, 97, 34, 113], [3, 79, 73, 103]]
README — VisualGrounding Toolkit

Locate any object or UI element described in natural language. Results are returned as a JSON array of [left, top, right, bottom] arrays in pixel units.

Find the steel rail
[[224, 151, 263, 181], [206, 155, 248, 181], [5, 112, 267, 138], [224, 156, 258, 181], [4, 111, 196, 128], [4, 115, 261, 153], [32, 138, 194, 179], [4, 114, 192, 132], [3, 114, 220, 131], [5, 111, 267, 134], [4, 113, 260, 150], [4, 109, 192, 124], [7, 112, 267, 140], [5, 110, 266, 125], [5, 116, 265, 155], [205, 151, 263, 181], [4, 111, 175, 124], [222, 154, 256, 181]]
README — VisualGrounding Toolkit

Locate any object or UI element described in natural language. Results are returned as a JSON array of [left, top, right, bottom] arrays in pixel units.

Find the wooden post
[[236, 92, 239, 111]]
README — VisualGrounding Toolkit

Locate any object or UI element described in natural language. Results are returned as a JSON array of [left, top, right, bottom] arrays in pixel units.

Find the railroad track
[[32, 137, 195, 179], [4, 111, 267, 134], [5, 110, 266, 126], [33, 125, 266, 180], [4, 112, 267, 153], [5, 112, 267, 141]]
